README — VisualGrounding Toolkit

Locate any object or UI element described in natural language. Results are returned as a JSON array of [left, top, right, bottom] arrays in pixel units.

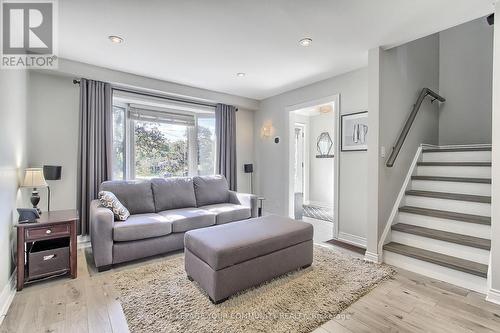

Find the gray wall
[[255, 68, 368, 242], [0, 70, 28, 295], [309, 112, 335, 206], [27, 72, 80, 212], [27, 71, 256, 212], [438, 17, 493, 145], [370, 33, 440, 245], [235, 108, 255, 194]]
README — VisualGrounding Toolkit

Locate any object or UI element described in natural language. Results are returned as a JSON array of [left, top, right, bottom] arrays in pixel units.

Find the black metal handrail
[[386, 88, 445, 167]]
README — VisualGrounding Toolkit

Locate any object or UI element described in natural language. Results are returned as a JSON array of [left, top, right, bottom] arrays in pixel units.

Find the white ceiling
[[59, 0, 493, 100]]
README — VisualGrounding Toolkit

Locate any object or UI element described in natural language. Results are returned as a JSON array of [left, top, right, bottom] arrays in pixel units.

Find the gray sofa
[[90, 175, 257, 271]]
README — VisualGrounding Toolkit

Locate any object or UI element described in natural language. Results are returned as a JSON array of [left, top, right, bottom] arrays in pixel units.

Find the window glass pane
[[112, 106, 125, 180], [134, 120, 189, 179], [197, 116, 216, 175]]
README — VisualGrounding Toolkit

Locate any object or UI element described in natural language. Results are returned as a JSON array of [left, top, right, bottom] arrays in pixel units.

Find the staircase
[[383, 146, 492, 293]]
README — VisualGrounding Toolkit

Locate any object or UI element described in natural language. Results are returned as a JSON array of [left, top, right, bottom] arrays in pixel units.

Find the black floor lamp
[[43, 165, 62, 211], [244, 164, 254, 194]]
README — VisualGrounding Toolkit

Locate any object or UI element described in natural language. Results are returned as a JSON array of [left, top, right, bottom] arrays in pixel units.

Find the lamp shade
[[43, 165, 62, 180], [21, 168, 48, 188], [244, 164, 253, 173]]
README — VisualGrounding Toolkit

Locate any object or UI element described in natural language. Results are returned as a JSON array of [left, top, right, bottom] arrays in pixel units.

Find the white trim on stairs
[[0, 269, 16, 326], [378, 145, 423, 253], [420, 143, 492, 149], [364, 251, 380, 263]]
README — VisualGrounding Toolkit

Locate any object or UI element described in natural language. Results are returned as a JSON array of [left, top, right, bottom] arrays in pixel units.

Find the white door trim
[[286, 94, 340, 239]]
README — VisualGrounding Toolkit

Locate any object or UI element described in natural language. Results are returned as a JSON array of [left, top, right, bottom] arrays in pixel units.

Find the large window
[[112, 99, 216, 180]]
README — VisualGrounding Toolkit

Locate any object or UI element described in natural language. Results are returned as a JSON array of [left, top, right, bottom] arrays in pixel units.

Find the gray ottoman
[[184, 215, 313, 304]]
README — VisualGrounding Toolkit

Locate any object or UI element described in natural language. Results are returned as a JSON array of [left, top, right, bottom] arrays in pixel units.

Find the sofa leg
[[301, 264, 312, 269], [187, 275, 193, 281], [209, 296, 228, 305], [97, 265, 112, 272]]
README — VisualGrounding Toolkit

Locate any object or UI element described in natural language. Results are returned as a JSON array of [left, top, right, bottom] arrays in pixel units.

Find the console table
[[15, 209, 78, 291]]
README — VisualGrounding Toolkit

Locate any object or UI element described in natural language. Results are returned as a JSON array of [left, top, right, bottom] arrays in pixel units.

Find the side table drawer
[[28, 238, 69, 280], [26, 224, 70, 241]]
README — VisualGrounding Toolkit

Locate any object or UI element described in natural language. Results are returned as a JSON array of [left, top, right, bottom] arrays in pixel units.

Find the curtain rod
[[73, 78, 237, 110]]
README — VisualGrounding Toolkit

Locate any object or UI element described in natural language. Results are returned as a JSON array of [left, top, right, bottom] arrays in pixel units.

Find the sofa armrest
[[90, 199, 114, 268], [228, 191, 258, 218]]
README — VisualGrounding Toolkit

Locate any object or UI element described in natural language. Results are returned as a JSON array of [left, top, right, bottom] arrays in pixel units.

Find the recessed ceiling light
[[236, 72, 246, 77], [299, 38, 312, 47], [108, 35, 124, 44]]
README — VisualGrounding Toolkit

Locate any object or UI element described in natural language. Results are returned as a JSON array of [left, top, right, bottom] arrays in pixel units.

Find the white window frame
[[112, 102, 215, 180]]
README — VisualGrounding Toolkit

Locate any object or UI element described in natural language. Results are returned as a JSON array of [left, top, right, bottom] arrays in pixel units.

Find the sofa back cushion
[[151, 177, 197, 211], [193, 175, 229, 206], [100, 180, 155, 215]]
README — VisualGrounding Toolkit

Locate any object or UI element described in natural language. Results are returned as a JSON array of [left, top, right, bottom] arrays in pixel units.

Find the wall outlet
[[380, 146, 386, 158]]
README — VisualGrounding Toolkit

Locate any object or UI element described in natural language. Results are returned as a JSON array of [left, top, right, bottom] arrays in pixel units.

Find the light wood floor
[[2, 243, 500, 333]]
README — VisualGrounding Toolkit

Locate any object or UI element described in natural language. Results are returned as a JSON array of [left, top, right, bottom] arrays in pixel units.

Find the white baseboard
[[306, 201, 333, 209], [486, 288, 500, 305], [364, 251, 380, 263], [0, 270, 16, 326], [338, 232, 367, 248]]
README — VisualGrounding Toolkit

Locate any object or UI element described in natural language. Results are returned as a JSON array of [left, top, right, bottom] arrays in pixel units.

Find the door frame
[[293, 122, 308, 198], [286, 94, 340, 239]]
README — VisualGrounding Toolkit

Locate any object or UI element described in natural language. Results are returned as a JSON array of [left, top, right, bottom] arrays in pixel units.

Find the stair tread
[[383, 242, 488, 278], [391, 223, 491, 250], [417, 162, 491, 167], [411, 176, 491, 184], [398, 206, 491, 225], [405, 190, 491, 203], [423, 147, 491, 153]]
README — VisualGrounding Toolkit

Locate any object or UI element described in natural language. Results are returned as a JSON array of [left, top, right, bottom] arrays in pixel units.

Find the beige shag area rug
[[111, 245, 394, 333]]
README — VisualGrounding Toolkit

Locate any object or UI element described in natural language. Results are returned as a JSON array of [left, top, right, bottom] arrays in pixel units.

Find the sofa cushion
[[158, 208, 216, 233], [200, 203, 251, 225], [113, 213, 172, 242], [98, 191, 130, 221], [193, 175, 229, 206], [151, 177, 197, 212], [184, 215, 313, 270], [100, 180, 155, 215]]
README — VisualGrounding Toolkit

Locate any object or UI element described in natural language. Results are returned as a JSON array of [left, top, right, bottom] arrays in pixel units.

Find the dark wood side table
[[15, 209, 78, 291]]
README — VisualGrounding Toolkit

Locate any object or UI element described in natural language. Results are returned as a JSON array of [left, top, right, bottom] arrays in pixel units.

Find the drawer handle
[[45, 229, 52, 234], [43, 254, 56, 261]]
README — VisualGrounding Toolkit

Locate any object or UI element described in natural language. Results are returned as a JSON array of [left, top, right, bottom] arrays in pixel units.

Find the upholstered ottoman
[[184, 214, 313, 303]]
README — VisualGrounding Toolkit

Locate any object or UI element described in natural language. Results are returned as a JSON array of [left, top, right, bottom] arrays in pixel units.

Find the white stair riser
[[422, 151, 491, 162], [411, 180, 491, 196], [383, 251, 487, 294], [404, 196, 491, 217], [391, 230, 490, 264], [397, 212, 491, 239], [417, 166, 491, 178]]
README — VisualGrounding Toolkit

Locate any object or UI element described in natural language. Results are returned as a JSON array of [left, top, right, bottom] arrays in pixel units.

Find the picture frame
[[341, 111, 368, 151]]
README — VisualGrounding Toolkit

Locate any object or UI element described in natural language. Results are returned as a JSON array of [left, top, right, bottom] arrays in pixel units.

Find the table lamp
[[21, 168, 48, 214], [43, 165, 62, 211]]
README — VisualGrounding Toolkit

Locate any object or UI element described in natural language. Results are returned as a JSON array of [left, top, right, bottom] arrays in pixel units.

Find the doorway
[[293, 123, 306, 220], [287, 95, 340, 243]]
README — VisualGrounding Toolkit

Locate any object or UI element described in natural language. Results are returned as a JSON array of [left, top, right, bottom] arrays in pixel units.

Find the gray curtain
[[77, 78, 112, 235], [215, 103, 237, 191]]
